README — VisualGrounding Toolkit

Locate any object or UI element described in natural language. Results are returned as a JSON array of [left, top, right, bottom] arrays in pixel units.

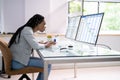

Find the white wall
[[2, 0, 68, 34], [0, 0, 4, 33], [25, 0, 68, 34], [25, 0, 50, 33], [98, 35, 120, 51], [3, 0, 25, 33], [25, 0, 50, 21], [49, 0, 68, 34]]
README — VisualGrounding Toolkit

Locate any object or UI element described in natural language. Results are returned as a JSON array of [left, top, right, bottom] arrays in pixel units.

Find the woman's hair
[[8, 14, 44, 48]]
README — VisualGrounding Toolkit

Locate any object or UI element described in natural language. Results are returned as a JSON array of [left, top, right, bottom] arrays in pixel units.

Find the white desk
[[37, 39, 120, 80]]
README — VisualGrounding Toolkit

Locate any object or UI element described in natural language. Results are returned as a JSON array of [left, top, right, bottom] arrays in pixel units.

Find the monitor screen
[[75, 13, 104, 45], [65, 16, 80, 40]]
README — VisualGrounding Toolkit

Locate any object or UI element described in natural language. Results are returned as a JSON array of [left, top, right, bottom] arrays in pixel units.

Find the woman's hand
[[45, 41, 56, 48], [39, 41, 48, 44]]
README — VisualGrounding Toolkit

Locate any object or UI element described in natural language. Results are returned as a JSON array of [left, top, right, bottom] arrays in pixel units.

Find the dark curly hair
[[8, 14, 44, 48]]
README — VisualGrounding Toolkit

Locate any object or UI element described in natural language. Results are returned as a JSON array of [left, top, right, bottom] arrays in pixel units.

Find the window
[[68, 0, 82, 16], [68, 0, 120, 32], [84, 2, 98, 15], [99, 3, 120, 31]]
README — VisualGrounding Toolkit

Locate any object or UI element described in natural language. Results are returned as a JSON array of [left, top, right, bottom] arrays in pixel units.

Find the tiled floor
[[0, 66, 120, 80]]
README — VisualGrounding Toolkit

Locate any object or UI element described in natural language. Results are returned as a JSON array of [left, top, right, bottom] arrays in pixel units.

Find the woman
[[8, 14, 55, 80]]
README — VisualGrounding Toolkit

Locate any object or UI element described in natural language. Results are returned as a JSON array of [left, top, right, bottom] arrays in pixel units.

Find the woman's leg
[[11, 60, 25, 70], [28, 57, 51, 80]]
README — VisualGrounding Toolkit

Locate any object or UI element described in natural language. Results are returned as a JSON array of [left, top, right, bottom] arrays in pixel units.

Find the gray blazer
[[10, 27, 45, 65]]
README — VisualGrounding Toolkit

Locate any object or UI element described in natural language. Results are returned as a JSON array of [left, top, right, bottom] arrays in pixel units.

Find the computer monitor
[[65, 15, 80, 40], [75, 13, 104, 45]]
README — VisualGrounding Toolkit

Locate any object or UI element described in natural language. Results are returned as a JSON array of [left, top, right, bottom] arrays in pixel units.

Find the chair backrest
[[0, 38, 12, 73]]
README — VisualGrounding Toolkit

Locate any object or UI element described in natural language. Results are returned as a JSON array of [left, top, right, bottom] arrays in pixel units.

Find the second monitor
[[65, 15, 80, 40], [75, 13, 104, 45]]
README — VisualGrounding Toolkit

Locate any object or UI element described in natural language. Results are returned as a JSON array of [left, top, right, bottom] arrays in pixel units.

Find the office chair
[[0, 38, 43, 80]]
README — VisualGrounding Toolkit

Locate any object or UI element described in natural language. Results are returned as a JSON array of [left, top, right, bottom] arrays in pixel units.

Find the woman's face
[[36, 20, 46, 32]]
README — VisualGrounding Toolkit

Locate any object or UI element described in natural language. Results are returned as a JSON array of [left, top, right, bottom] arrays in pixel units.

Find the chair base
[[0, 73, 11, 79], [18, 74, 31, 80]]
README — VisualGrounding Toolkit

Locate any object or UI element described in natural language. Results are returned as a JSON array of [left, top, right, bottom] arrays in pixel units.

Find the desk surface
[[38, 38, 120, 58], [37, 37, 120, 80], [39, 47, 120, 58]]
